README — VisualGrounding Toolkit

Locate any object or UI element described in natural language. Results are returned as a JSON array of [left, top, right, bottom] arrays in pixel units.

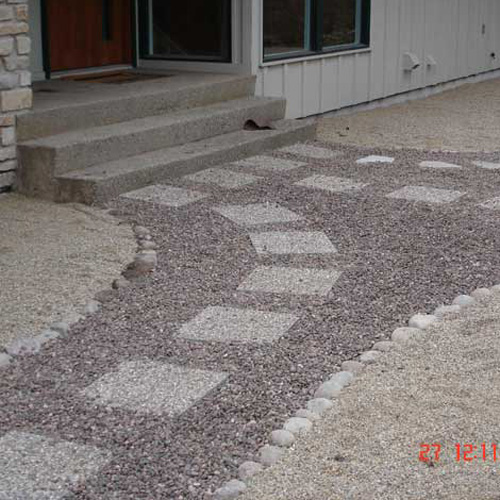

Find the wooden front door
[[45, 0, 133, 72]]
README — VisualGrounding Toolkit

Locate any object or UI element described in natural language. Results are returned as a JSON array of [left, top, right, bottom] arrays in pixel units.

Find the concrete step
[[18, 73, 256, 140], [51, 119, 316, 204], [18, 97, 286, 182]]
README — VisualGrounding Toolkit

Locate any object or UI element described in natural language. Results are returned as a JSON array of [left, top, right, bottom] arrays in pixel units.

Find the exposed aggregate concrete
[[1, 142, 500, 499]]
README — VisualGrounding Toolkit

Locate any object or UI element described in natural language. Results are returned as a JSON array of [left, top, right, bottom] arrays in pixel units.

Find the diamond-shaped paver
[[121, 184, 208, 207], [212, 203, 304, 226], [356, 155, 394, 164], [84, 361, 227, 416], [279, 144, 340, 159], [480, 197, 500, 209], [250, 231, 337, 255], [238, 266, 341, 296], [419, 161, 462, 169], [183, 168, 261, 188], [0, 431, 111, 500], [233, 156, 307, 171], [472, 160, 500, 170], [179, 306, 299, 343], [295, 175, 367, 193], [386, 186, 464, 204]]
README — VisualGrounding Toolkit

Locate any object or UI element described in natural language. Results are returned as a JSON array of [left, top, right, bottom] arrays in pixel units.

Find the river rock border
[[0, 224, 158, 369], [212, 284, 500, 499]]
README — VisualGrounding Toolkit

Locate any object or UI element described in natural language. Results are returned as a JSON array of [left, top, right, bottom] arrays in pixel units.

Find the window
[[138, 0, 231, 62], [263, 0, 370, 61]]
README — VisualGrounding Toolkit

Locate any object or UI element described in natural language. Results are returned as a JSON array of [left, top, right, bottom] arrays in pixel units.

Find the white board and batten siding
[[255, 0, 500, 118]]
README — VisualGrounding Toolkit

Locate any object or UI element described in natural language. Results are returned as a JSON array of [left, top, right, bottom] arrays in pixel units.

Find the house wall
[[0, 0, 32, 192], [254, 0, 500, 118]]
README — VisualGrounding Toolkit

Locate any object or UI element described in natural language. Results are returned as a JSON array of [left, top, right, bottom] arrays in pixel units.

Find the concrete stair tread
[[56, 118, 316, 203], [20, 97, 283, 150], [19, 74, 256, 141]]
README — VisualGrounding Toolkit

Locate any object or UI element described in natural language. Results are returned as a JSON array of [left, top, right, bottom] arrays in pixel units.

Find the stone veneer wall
[[0, 0, 31, 193]]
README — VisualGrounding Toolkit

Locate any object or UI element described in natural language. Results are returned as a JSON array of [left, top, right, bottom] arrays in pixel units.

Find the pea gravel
[[1, 142, 500, 499]]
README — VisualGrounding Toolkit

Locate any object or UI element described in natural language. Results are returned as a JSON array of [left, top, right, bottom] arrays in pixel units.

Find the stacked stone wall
[[0, 0, 31, 192]]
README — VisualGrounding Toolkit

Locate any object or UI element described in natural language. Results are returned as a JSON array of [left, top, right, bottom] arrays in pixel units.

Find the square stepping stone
[[356, 155, 395, 164], [480, 196, 500, 209], [295, 175, 367, 193], [233, 156, 307, 171], [183, 168, 261, 188], [238, 266, 341, 296], [279, 144, 340, 160], [83, 361, 227, 416], [419, 161, 462, 169], [250, 231, 337, 255], [0, 431, 111, 499], [179, 306, 299, 343], [121, 184, 208, 207], [472, 160, 500, 170], [386, 186, 464, 204], [213, 203, 303, 226]]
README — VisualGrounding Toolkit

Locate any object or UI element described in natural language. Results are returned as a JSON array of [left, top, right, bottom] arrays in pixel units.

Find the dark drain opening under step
[[244, 119, 274, 131]]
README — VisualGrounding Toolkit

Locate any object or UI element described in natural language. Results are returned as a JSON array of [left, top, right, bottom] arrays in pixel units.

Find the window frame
[[262, 0, 371, 63]]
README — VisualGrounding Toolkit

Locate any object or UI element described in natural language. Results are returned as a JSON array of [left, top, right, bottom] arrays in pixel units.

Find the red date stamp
[[420, 443, 498, 463]]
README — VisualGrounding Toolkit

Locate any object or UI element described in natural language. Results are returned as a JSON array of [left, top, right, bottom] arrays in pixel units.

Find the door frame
[[40, 0, 138, 80]]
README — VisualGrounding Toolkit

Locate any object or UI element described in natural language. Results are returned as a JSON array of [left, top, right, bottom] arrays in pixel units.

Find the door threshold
[[50, 65, 134, 80]]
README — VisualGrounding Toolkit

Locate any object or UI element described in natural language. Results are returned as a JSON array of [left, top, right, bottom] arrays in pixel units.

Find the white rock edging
[[218, 284, 500, 498]]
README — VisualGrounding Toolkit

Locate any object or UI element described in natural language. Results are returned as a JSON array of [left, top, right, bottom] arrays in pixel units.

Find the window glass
[[323, 0, 359, 48], [263, 0, 368, 61], [149, 0, 231, 61], [263, 0, 309, 57]]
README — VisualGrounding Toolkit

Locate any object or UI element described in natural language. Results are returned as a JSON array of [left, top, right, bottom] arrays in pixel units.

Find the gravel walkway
[[240, 293, 500, 500], [0, 194, 135, 347], [318, 77, 500, 152], [1, 142, 500, 499]]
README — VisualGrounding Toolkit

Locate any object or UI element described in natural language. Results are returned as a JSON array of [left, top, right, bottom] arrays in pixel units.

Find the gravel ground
[[241, 293, 500, 500], [1, 143, 499, 499], [318, 77, 500, 152], [0, 194, 135, 347]]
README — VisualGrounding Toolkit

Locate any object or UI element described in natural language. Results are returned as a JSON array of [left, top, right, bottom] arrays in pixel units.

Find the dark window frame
[[263, 0, 371, 62]]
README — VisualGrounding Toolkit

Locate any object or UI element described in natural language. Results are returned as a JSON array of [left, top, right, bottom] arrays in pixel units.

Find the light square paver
[[212, 203, 304, 226], [120, 184, 208, 207], [83, 361, 228, 416], [356, 155, 395, 164], [183, 168, 261, 188], [480, 197, 500, 210], [0, 431, 111, 499], [238, 266, 341, 296], [179, 306, 299, 343], [386, 185, 464, 204], [472, 160, 500, 170], [250, 231, 337, 255], [419, 161, 462, 169], [233, 156, 308, 171], [279, 144, 341, 160], [295, 175, 367, 193]]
